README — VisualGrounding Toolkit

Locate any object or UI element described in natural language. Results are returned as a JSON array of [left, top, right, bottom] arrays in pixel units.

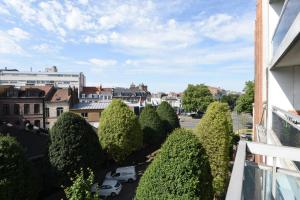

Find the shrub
[[135, 129, 213, 200], [49, 112, 103, 181], [64, 168, 98, 200], [139, 105, 165, 145], [156, 102, 180, 134], [0, 135, 40, 199], [195, 102, 232, 197], [98, 99, 143, 162]]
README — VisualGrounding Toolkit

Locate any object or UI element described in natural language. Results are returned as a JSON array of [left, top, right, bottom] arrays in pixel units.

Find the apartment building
[[0, 85, 53, 128], [112, 83, 151, 104], [80, 85, 113, 103], [227, 1, 300, 199], [0, 66, 86, 94]]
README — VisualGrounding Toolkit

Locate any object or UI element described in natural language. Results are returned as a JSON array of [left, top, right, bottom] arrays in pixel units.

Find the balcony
[[226, 141, 300, 200], [271, 0, 300, 68]]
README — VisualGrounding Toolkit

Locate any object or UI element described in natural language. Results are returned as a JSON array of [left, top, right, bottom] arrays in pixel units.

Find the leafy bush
[[98, 99, 143, 162], [64, 168, 98, 200], [139, 105, 165, 145], [156, 101, 180, 134], [135, 129, 213, 200], [195, 102, 232, 197], [0, 135, 40, 199], [49, 112, 103, 181], [236, 81, 254, 114]]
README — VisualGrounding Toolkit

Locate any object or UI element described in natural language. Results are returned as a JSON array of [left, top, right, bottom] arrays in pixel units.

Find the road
[[179, 116, 200, 129]]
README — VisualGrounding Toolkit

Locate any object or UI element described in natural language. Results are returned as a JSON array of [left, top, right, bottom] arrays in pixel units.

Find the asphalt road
[[179, 116, 200, 129]]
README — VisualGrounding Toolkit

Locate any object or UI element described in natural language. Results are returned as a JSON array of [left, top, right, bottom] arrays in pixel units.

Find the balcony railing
[[272, 0, 300, 56], [226, 141, 300, 200]]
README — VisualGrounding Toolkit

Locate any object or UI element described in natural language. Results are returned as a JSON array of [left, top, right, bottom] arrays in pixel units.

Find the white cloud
[[7, 27, 30, 41], [0, 31, 23, 54], [89, 58, 117, 67], [32, 43, 60, 53]]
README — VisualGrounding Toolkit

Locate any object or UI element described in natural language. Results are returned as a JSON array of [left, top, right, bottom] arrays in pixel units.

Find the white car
[[91, 179, 122, 197], [105, 166, 137, 182]]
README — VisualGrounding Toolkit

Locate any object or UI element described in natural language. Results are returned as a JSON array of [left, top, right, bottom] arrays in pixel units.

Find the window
[[45, 108, 49, 117], [81, 94, 86, 98], [104, 96, 108, 100], [108, 96, 112, 100], [3, 104, 10, 115], [34, 120, 40, 127], [99, 95, 103, 100], [34, 104, 40, 114], [24, 104, 30, 114], [56, 107, 63, 117], [14, 104, 20, 115], [81, 112, 88, 118]]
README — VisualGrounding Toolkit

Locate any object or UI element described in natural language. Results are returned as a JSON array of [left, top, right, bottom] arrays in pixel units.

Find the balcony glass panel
[[272, 0, 300, 55], [276, 172, 300, 199], [272, 111, 300, 169]]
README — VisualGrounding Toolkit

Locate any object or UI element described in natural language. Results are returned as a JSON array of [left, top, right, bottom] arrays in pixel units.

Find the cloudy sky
[[0, 0, 255, 92]]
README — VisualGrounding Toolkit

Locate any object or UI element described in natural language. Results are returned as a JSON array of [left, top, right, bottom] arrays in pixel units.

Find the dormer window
[[82, 94, 86, 98]]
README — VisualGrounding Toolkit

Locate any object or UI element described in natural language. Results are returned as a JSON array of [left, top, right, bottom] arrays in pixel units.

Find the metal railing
[[226, 141, 300, 200]]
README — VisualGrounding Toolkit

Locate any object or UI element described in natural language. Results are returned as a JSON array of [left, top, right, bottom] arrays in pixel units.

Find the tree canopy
[[195, 102, 232, 198], [235, 81, 254, 114], [139, 105, 165, 145], [156, 101, 180, 134], [49, 112, 103, 181], [0, 135, 40, 200], [98, 99, 143, 162], [220, 93, 240, 111], [182, 84, 214, 113], [135, 128, 213, 200]]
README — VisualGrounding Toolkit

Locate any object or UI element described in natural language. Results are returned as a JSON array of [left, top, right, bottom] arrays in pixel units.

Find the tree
[[0, 135, 40, 200], [98, 99, 143, 162], [139, 105, 165, 145], [64, 168, 98, 200], [156, 101, 180, 134], [49, 112, 103, 181], [182, 84, 214, 113], [235, 81, 254, 114], [135, 129, 213, 200], [195, 102, 232, 198], [220, 93, 240, 111]]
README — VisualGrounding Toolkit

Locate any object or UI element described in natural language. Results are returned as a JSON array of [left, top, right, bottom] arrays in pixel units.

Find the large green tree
[[182, 84, 214, 113], [135, 129, 213, 200], [220, 93, 240, 111], [0, 135, 40, 200], [195, 102, 232, 198], [156, 101, 180, 134], [139, 105, 165, 145], [98, 99, 143, 162], [49, 112, 103, 181], [235, 81, 254, 114]]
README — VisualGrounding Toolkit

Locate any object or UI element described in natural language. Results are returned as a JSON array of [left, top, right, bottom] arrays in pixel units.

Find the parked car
[[105, 166, 137, 182], [91, 179, 122, 197], [240, 133, 252, 141]]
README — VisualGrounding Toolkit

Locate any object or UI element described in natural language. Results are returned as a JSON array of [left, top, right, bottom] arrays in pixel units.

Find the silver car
[[91, 179, 122, 197]]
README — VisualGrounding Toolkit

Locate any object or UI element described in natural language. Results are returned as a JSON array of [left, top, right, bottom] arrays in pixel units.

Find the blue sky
[[0, 0, 255, 92]]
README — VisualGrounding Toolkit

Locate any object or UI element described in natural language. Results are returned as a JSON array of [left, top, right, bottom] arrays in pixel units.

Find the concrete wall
[[46, 102, 70, 128]]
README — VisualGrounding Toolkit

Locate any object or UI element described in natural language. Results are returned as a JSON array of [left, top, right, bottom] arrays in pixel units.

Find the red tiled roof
[[82, 86, 112, 94], [20, 85, 53, 95], [50, 88, 71, 102]]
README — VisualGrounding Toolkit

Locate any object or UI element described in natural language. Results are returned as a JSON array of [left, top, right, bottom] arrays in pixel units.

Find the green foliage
[[98, 99, 143, 162], [195, 102, 232, 197], [156, 101, 180, 134], [182, 84, 214, 113], [0, 135, 40, 200], [135, 129, 213, 200], [220, 94, 240, 111], [139, 105, 165, 145], [236, 81, 254, 114], [49, 112, 103, 181], [64, 168, 98, 200]]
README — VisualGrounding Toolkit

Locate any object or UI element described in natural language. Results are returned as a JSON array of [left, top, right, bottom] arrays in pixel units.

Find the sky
[[0, 0, 256, 93]]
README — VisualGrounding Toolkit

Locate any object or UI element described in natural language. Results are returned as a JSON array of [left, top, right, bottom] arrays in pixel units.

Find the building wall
[[46, 102, 70, 128], [0, 98, 44, 128], [70, 109, 102, 123]]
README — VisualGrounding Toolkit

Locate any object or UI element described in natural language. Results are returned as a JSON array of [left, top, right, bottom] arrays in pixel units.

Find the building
[[45, 87, 78, 129], [161, 93, 182, 113], [227, 1, 300, 199], [0, 66, 86, 95], [0, 85, 53, 129], [150, 92, 167, 106], [70, 102, 111, 128], [80, 85, 113, 103], [207, 86, 226, 100], [112, 83, 151, 104]]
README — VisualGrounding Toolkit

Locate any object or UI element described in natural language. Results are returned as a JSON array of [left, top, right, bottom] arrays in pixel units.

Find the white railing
[[226, 141, 300, 200]]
